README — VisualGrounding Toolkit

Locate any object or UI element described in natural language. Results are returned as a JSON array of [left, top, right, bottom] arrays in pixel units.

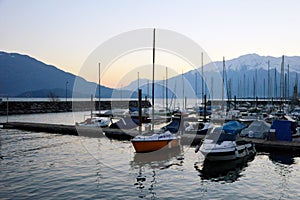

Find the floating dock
[[242, 137, 300, 151], [1, 122, 300, 152]]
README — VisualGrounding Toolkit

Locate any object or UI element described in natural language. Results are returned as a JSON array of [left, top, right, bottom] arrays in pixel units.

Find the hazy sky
[[1, 0, 299, 87]]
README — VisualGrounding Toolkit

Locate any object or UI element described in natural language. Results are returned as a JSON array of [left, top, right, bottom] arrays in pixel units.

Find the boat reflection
[[268, 151, 300, 165], [195, 154, 255, 183], [131, 146, 184, 169], [76, 126, 106, 138], [131, 146, 184, 199]]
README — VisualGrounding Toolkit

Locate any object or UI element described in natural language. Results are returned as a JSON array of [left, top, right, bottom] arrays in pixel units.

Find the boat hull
[[200, 141, 256, 161], [132, 139, 180, 153]]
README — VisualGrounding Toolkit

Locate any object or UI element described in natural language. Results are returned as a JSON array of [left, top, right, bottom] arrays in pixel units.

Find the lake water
[[1, 112, 300, 199]]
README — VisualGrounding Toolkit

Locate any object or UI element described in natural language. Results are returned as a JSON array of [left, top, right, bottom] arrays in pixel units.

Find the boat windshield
[[206, 127, 236, 144]]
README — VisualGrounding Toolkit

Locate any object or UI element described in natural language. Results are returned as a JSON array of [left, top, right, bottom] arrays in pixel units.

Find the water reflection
[[131, 146, 184, 199], [131, 146, 183, 169], [195, 154, 255, 183], [268, 151, 300, 199], [268, 151, 300, 165]]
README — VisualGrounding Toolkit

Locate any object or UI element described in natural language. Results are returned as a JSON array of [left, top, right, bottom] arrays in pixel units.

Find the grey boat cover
[[240, 120, 271, 139]]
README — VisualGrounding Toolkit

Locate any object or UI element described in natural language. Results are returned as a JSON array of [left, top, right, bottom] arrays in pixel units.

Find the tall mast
[[151, 28, 155, 131], [288, 64, 290, 98], [182, 71, 184, 110], [147, 80, 149, 99], [243, 73, 246, 98], [275, 66, 277, 98], [222, 57, 224, 99], [195, 71, 197, 106], [201, 52, 204, 104], [98, 62, 101, 111], [280, 55, 284, 99], [263, 78, 266, 98], [210, 76, 214, 100], [268, 60, 270, 98], [137, 72, 140, 90], [255, 69, 258, 98], [162, 77, 165, 109], [166, 67, 168, 110]]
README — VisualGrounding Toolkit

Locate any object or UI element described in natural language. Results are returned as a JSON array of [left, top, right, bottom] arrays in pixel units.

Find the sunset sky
[[1, 0, 299, 88]]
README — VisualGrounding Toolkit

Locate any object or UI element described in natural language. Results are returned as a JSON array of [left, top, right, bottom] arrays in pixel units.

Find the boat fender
[[195, 145, 200, 153]]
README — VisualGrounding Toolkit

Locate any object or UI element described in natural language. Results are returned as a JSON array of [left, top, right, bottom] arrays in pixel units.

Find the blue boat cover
[[161, 117, 181, 133], [223, 121, 246, 135], [269, 120, 296, 141], [109, 117, 138, 129]]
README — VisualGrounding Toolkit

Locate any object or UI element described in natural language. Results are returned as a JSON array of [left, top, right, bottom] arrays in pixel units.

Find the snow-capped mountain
[[122, 54, 300, 100], [211, 53, 300, 73]]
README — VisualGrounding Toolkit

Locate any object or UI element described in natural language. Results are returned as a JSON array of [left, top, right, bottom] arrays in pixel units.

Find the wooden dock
[[1, 122, 300, 152], [1, 122, 78, 135], [242, 137, 300, 152]]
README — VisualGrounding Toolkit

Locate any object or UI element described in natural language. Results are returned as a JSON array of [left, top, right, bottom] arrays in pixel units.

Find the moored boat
[[76, 117, 110, 127], [196, 127, 256, 161], [131, 131, 180, 153]]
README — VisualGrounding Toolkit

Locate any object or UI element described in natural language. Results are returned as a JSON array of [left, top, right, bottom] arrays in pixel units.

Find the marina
[[2, 1, 300, 199], [1, 118, 300, 199], [1, 117, 300, 152]]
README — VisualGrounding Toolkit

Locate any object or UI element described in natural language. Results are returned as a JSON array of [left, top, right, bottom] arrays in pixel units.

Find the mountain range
[[0, 51, 138, 99], [1, 51, 300, 100], [123, 53, 300, 100]]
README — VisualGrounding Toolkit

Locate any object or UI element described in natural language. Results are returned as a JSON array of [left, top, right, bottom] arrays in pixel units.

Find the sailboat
[[131, 29, 181, 153], [76, 63, 110, 128]]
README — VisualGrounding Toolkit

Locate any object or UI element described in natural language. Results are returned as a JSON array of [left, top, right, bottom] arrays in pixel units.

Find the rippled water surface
[[1, 113, 300, 199]]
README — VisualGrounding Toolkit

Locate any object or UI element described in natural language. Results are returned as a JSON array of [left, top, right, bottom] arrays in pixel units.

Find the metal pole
[[151, 28, 155, 131], [6, 96, 8, 123], [138, 72, 140, 90], [166, 67, 168, 110], [90, 94, 93, 118], [138, 89, 142, 132], [201, 52, 204, 104], [65, 81, 68, 103], [98, 63, 101, 111]]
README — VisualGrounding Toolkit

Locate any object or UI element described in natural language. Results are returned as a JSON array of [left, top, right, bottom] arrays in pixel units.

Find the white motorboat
[[196, 127, 256, 161]]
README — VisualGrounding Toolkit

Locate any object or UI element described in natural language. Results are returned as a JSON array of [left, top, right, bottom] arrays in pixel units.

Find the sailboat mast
[[275, 66, 277, 98], [166, 67, 168, 110], [137, 72, 140, 90], [182, 71, 184, 110], [222, 57, 225, 108], [152, 28, 156, 131], [268, 60, 270, 98], [98, 62, 101, 111], [201, 52, 204, 104], [288, 64, 290, 98], [280, 55, 284, 99], [195, 71, 197, 106]]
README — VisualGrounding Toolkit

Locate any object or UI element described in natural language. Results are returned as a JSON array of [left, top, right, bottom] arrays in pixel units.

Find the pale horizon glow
[[1, 0, 300, 88], [101, 50, 196, 88]]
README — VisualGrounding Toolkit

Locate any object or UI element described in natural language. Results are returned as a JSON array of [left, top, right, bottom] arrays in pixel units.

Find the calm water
[[1, 113, 300, 199]]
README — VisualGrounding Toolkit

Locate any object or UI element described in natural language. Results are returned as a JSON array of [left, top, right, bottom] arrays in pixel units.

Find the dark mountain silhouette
[[0, 51, 137, 98]]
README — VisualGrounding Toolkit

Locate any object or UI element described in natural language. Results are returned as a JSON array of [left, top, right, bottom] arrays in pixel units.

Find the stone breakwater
[[0, 100, 151, 115]]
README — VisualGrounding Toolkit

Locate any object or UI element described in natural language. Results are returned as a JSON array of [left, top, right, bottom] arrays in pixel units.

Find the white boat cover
[[240, 120, 271, 139]]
